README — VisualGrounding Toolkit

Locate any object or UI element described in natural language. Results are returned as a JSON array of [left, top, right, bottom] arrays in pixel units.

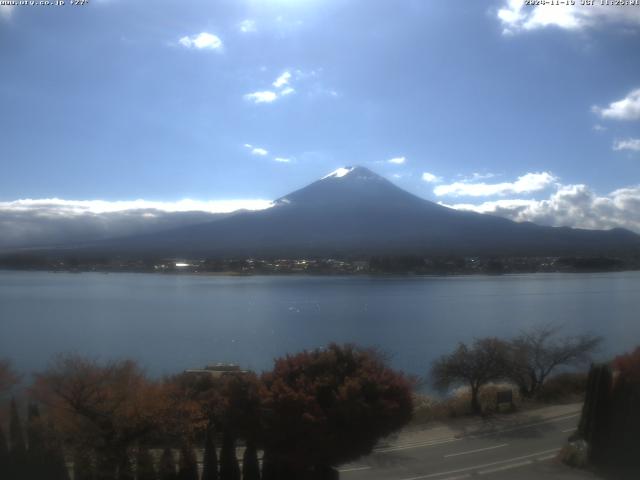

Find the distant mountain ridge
[[54, 166, 640, 258]]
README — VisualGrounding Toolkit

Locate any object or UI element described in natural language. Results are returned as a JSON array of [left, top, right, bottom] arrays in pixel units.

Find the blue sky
[[1, 0, 639, 244]]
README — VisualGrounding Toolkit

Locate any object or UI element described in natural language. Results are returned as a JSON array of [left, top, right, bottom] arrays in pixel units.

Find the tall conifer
[[219, 431, 240, 480], [158, 448, 177, 480], [178, 445, 198, 480], [136, 446, 157, 480], [201, 428, 218, 480]]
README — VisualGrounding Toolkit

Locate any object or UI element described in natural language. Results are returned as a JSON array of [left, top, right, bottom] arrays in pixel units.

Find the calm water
[[1, 270, 639, 378]]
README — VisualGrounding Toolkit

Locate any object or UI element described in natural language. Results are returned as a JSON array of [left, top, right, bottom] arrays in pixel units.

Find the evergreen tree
[[73, 447, 95, 480], [9, 398, 27, 480], [177, 445, 198, 480], [242, 440, 260, 480], [49, 443, 71, 480], [219, 431, 240, 480], [0, 426, 9, 480], [260, 450, 276, 480], [44, 421, 71, 480], [201, 428, 218, 480], [158, 448, 177, 480], [118, 452, 135, 480], [136, 447, 157, 480], [95, 450, 117, 480], [9, 398, 26, 454], [26, 403, 45, 453], [27, 403, 47, 480]]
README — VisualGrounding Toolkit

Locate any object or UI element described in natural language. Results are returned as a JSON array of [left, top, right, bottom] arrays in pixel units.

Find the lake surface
[[1, 270, 639, 379]]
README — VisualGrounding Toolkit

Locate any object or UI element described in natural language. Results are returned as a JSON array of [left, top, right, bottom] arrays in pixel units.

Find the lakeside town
[[1, 254, 639, 275]]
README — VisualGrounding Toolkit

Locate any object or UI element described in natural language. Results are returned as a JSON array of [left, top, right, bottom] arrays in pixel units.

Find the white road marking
[[536, 453, 558, 461], [376, 437, 459, 453], [374, 413, 579, 454], [398, 448, 560, 480], [444, 443, 508, 458], [338, 465, 371, 473], [562, 428, 576, 433], [478, 459, 533, 474]]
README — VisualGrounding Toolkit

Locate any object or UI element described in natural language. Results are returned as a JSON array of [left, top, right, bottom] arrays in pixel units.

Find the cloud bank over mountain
[[441, 184, 640, 234], [0, 199, 271, 249]]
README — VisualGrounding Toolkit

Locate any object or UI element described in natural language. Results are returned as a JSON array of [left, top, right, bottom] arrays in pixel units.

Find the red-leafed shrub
[[612, 346, 640, 383], [261, 343, 414, 474]]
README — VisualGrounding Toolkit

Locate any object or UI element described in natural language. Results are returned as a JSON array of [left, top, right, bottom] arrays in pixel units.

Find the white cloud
[[441, 198, 538, 214], [434, 172, 557, 197], [178, 32, 223, 50], [239, 19, 256, 33], [593, 89, 640, 121], [0, 198, 272, 215], [613, 138, 640, 152], [273, 71, 292, 88], [0, 5, 15, 20], [422, 172, 442, 183], [593, 124, 607, 132], [243, 144, 269, 156], [251, 147, 268, 156], [245, 69, 321, 104], [388, 156, 406, 165], [442, 184, 640, 234], [244, 91, 278, 104], [497, 0, 640, 34], [468, 172, 496, 181], [243, 144, 291, 162]]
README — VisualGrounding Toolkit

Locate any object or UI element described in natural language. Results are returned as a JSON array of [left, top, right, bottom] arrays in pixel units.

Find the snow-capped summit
[[320, 166, 383, 181], [322, 167, 355, 179], [275, 165, 407, 208]]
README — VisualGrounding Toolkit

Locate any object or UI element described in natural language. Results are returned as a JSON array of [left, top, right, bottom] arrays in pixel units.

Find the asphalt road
[[338, 411, 599, 480]]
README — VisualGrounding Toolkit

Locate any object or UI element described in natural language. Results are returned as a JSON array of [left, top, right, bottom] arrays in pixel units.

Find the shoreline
[[1, 266, 639, 278]]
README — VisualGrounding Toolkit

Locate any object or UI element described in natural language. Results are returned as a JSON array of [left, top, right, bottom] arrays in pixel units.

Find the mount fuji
[[71, 166, 639, 258]]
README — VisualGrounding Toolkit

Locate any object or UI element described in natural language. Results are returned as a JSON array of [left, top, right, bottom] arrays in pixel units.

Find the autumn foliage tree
[[612, 346, 640, 383], [31, 355, 164, 480], [159, 372, 215, 443], [159, 372, 222, 480], [261, 343, 414, 478]]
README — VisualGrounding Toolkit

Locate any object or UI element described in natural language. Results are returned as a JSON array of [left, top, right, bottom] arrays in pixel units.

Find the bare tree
[[431, 338, 509, 415], [506, 325, 601, 398]]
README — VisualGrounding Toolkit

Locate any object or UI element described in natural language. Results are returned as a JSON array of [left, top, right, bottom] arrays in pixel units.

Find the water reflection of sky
[[1, 271, 639, 382]]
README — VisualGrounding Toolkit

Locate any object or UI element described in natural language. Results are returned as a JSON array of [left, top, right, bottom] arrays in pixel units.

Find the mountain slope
[[79, 166, 640, 258]]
